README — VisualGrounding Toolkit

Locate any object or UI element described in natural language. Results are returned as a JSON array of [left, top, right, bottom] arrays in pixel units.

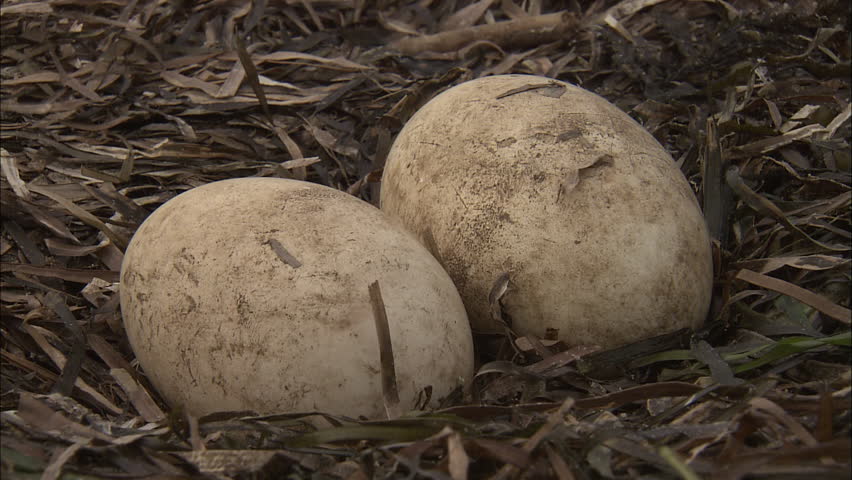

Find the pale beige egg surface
[[119, 178, 474, 418], [380, 74, 714, 349]]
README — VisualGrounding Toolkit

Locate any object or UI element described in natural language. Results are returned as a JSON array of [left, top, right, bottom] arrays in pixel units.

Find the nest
[[1, 0, 850, 478]]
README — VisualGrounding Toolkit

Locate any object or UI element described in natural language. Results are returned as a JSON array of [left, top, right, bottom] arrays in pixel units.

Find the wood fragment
[[390, 12, 577, 55]]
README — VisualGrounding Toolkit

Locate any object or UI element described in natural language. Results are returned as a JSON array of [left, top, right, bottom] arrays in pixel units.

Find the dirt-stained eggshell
[[120, 177, 474, 418], [380, 74, 713, 349]]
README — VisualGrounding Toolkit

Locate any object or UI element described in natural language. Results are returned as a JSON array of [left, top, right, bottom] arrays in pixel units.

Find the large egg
[[120, 178, 474, 418], [380, 75, 713, 349]]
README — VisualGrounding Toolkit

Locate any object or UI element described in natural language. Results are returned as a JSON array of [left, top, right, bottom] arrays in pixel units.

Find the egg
[[380, 74, 713, 349], [120, 178, 474, 418]]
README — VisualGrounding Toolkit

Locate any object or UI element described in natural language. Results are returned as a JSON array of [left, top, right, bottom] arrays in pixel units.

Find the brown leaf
[[2, 263, 119, 283], [111, 368, 166, 423], [749, 397, 818, 446], [576, 382, 704, 410], [20, 203, 81, 243], [42, 440, 90, 480], [21, 324, 122, 415], [28, 184, 129, 249], [216, 61, 247, 98], [44, 238, 108, 258], [160, 71, 222, 97], [440, 0, 495, 31], [1, 149, 31, 199], [173, 450, 285, 476], [1, 349, 60, 383], [0, 2, 53, 14], [736, 269, 851, 324], [739, 124, 826, 154], [725, 166, 848, 252], [496, 81, 566, 99], [492, 398, 575, 479], [235, 36, 271, 119], [17, 394, 114, 443], [703, 118, 732, 243], [4, 219, 46, 266], [369, 281, 400, 419], [41, 292, 86, 396], [733, 254, 850, 274]]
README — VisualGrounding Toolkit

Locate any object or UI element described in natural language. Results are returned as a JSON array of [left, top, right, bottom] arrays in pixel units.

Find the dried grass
[[2, 0, 850, 478]]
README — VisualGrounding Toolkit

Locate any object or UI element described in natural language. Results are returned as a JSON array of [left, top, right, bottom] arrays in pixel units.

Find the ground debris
[[2, 0, 849, 478]]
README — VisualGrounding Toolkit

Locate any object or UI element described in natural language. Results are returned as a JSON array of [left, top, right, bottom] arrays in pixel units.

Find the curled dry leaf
[[736, 269, 851, 324]]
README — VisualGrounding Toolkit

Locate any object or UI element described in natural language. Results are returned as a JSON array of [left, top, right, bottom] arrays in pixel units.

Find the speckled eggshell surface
[[120, 178, 474, 418], [380, 74, 713, 349]]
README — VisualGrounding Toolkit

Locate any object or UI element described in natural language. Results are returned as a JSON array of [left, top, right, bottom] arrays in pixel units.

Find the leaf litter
[[1, 0, 850, 479]]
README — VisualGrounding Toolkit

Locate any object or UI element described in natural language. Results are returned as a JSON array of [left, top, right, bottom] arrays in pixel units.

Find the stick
[[390, 12, 577, 55]]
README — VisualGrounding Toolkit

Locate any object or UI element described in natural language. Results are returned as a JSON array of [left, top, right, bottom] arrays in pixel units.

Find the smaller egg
[[120, 178, 474, 418]]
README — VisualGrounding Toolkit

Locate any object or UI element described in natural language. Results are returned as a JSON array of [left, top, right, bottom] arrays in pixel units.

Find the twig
[[390, 12, 577, 55]]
